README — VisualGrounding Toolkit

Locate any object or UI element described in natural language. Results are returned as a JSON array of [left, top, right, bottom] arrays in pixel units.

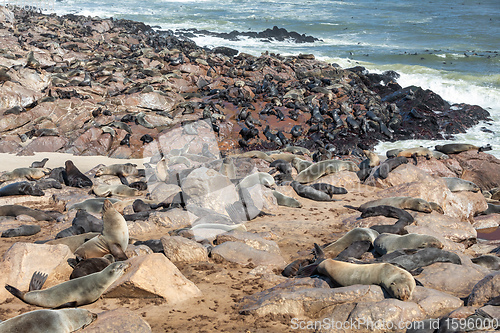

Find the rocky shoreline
[[0, 6, 492, 159], [1, 5, 500, 333]]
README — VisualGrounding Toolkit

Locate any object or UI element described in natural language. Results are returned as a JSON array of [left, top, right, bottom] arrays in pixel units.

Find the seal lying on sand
[[0, 205, 59, 221], [5, 261, 130, 308], [291, 181, 332, 202], [0, 181, 44, 197], [94, 163, 139, 177], [359, 197, 432, 213], [0, 168, 49, 182], [0, 308, 97, 333]]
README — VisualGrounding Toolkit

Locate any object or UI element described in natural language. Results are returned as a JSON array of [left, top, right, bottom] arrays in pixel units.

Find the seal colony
[[0, 5, 499, 332]]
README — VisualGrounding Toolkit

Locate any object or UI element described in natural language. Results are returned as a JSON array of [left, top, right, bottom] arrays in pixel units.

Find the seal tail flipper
[[296, 243, 326, 278], [5, 285, 24, 300], [29, 271, 48, 291], [478, 144, 492, 153]]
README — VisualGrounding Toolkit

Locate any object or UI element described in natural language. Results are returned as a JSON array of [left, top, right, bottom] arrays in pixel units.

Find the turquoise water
[[46, 0, 500, 155]]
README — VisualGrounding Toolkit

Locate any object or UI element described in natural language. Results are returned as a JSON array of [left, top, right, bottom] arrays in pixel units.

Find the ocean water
[[29, 0, 500, 156]]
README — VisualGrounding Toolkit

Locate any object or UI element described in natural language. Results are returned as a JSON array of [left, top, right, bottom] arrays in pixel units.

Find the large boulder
[[81, 308, 151, 333], [211, 241, 286, 269], [160, 235, 208, 264], [0, 243, 73, 302], [104, 253, 202, 302], [453, 151, 500, 191]]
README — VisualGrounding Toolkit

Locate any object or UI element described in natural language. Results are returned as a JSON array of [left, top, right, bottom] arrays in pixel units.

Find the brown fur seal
[[94, 163, 139, 177], [0, 308, 97, 333], [0, 181, 44, 197], [237, 172, 275, 189], [5, 261, 130, 308], [74, 199, 129, 260], [397, 147, 434, 159], [0, 168, 49, 182], [65, 161, 92, 188], [92, 184, 142, 197], [291, 181, 332, 202], [295, 160, 360, 183], [0, 205, 59, 221], [2, 225, 41, 237], [443, 177, 480, 192], [381, 248, 462, 272], [272, 190, 302, 208], [359, 197, 432, 213], [359, 150, 380, 169], [323, 228, 379, 258], [292, 157, 313, 173], [361, 205, 414, 235], [374, 233, 444, 255], [67, 198, 121, 214], [70, 254, 115, 279], [45, 232, 101, 252], [377, 156, 409, 179], [435, 143, 492, 154], [30, 158, 49, 168], [312, 244, 416, 301]]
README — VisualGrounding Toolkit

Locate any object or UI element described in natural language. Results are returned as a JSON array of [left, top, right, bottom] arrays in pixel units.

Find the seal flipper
[[29, 271, 48, 291], [53, 301, 78, 309], [118, 174, 129, 185], [109, 243, 128, 261], [478, 144, 492, 153], [5, 285, 25, 301], [296, 243, 326, 278]]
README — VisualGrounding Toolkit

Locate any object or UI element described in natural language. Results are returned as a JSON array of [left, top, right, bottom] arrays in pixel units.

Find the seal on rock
[[291, 181, 332, 202], [471, 255, 500, 270], [360, 205, 414, 235], [65, 160, 92, 188], [376, 156, 408, 179], [2, 225, 41, 237], [308, 244, 416, 301], [94, 163, 139, 177], [74, 199, 129, 260], [292, 157, 313, 173], [0, 308, 97, 333], [443, 177, 480, 192], [435, 143, 492, 154], [0, 168, 49, 182], [359, 196, 432, 213], [5, 261, 130, 308], [272, 190, 302, 208], [295, 160, 359, 183], [92, 184, 142, 197], [0, 181, 44, 197], [380, 248, 462, 272], [359, 150, 380, 170], [322, 228, 379, 258], [374, 233, 444, 255]]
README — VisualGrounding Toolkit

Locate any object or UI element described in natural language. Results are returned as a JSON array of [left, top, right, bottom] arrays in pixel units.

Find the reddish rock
[[452, 151, 500, 190], [20, 136, 67, 154]]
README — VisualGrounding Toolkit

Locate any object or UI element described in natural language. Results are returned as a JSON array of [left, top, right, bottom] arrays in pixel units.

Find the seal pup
[[2, 225, 41, 237], [374, 233, 444, 255], [376, 156, 408, 179], [70, 254, 115, 279], [291, 181, 332, 202], [272, 190, 302, 208], [5, 261, 130, 308], [310, 183, 347, 197], [65, 160, 92, 188], [0, 168, 49, 182], [443, 177, 480, 192], [335, 240, 372, 261], [322, 228, 379, 258], [30, 158, 49, 168], [361, 205, 414, 235], [304, 244, 416, 301], [0, 181, 44, 197], [359, 150, 380, 170], [359, 197, 432, 213], [0, 308, 97, 333], [295, 160, 359, 183], [74, 199, 129, 260]]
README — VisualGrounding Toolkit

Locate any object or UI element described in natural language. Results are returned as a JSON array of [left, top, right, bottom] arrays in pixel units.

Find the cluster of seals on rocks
[[322, 227, 379, 258], [0, 308, 97, 333], [5, 261, 130, 308], [56, 209, 103, 239]]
